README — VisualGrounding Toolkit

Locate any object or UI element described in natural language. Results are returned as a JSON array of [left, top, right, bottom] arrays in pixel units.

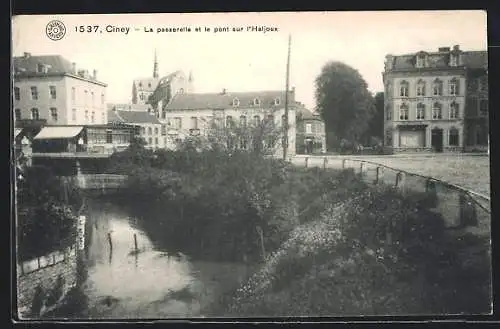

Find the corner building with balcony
[[382, 45, 488, 153]]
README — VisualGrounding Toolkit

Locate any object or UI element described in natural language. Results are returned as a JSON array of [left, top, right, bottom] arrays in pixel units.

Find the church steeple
[[153, 49, 159, 78], [188, 70, 193, 82]]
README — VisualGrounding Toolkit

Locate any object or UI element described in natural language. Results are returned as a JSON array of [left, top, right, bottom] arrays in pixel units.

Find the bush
[[17, 166, 81, 261], [226, 186, 491, 316]]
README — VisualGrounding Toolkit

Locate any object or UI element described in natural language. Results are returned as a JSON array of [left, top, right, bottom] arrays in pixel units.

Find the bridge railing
[[294, 156, 491, 236], [72, 174, 128, 190]]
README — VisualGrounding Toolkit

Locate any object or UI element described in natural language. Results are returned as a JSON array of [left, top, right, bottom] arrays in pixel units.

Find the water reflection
[[80, 197, 256, 319]]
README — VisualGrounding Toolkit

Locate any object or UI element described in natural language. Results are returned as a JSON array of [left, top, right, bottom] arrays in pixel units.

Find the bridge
[[69, 174, 128, 194]]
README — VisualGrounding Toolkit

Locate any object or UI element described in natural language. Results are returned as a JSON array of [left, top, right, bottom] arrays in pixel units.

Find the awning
[[33, 126, 84, 140], [14, 128, 22, 138]]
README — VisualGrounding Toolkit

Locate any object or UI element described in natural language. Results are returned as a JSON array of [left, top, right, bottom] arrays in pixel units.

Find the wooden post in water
[[305, 156, 309, 168], [256, 226, 266, 261], [107, 232, 113, 253], [342, 159, 346, 169], [323, 157, 328, 170], [133, 233, 138, 253]]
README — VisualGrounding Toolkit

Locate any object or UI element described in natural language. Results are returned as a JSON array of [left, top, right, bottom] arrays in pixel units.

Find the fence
[[291, 156, 491, 235]]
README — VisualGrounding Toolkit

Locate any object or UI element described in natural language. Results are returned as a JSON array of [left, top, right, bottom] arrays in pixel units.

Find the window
[[178, 88, 184, 94], [148, 127, 152, 135], [190, 117, 198, 129], [15, 108, 21, 120], [174, 117, 182, 129], [449, 102, 460, 119], [148, 137, 153, 144], [101, 93, 104, 105], [433, 79, 443, 96], [449, 79, 459, 96], [31, 108, 39, 120], [101, 112, 105, 123], [155, 137, 158, 145], [141, 127, 146, 134], [72, 87, 76, 102], [233, 98, 240, 107], [106, 130, 113, 144], [14, 87, 20, 101], [226, 116, 234, 128], [91, 92, 95, 106], [50, 107, 58, 122], [416, 103, 425, 120], [416, 55, 426, 68], [84, 90, 88, 105], [399, 81, 409, 97], [274, 98, 281, 105], [49, 86, 57, 99], [253, 115, 260, 126], [84, 110, 89, 122], [399, 103, 409, 120], [91, 111, 95, 123], [449, 128, 459, 146], [305, 123, 312, 134], [139, 94, 145, 100], [479, 99, 488, 117], [161, 110, 167, 119], [240, 115, 247, 127], [72, 109, 77, 121], [161, 125, 167, 135], [30, 86, 38, 100], [148, 83, 151, 88], [416, 80, 426, 97], [138, 82, 142, 88], [267, 115, 275, 127], [478, 77, 486, 92], [385, 129, 393, 146], [432, 102, 442, 119], [254, 98, 260, 106], [385, 105, 392, 120], [154, 127, 159, 135]]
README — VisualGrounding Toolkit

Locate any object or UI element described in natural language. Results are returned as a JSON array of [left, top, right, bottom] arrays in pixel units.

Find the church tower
[[153, 49, 159, 79]]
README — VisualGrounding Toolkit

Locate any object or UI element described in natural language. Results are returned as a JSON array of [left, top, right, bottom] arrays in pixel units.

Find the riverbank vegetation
[[16, 165, 82, 261], [106, 138, 491, 316]]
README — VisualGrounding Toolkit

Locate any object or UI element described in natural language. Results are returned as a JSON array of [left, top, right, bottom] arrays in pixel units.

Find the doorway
[[431, 128, 443, 152]]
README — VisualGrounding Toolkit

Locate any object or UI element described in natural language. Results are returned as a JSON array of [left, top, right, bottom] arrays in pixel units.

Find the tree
[[361, 92, 384, 146], [315, 61, 376, 150]]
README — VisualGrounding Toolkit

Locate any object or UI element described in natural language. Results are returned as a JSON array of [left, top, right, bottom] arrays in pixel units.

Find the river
[[76, 196, 257, 319]]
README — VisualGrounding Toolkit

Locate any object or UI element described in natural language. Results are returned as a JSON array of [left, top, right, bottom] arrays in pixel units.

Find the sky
[[12, 11, 487, 110]]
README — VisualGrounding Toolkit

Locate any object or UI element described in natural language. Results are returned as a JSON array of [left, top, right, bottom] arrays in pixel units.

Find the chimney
[[385, 54, 394, 71], [93, 69, 97, 80], [221, 88, 227, 94], [453, 45, 460, 51], [438, 47, 451, 52], [84, 70, 89, 78], [23, 52, 31, 59], [72, 62, 76, 73]]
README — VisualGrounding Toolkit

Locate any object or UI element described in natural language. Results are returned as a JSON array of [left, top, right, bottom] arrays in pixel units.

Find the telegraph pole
[[283, 34, 291, 161]]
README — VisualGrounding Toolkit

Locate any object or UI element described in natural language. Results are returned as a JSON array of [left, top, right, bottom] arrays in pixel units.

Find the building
[[108, 106, 165, 149], [132, 50, 161, 106], [148, 70, 194, 118], [13, 52, 108, 126], [162, 89, 297, 156], [382, 45, 488, 153], [295, 103, 326, 154]]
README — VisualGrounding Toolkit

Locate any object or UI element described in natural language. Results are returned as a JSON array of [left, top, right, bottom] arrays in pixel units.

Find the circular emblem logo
[[46, 20, 66, 41]]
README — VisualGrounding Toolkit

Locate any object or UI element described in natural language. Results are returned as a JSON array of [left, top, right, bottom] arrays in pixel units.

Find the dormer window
[[37, 64, 47, 73], [253, 98, 260, 106], [138, 82, 142, 88], [274, 97, 281, 106], [416, 54, 426, 68], [450, 54, 459, 67], [148, 83, 151, 88], [232, 98, 240, 107]]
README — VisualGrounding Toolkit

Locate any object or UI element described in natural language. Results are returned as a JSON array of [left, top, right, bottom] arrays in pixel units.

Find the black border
[[8, 1, 500, 327]]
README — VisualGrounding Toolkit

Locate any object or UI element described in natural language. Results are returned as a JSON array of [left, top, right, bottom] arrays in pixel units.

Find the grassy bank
[[106, 141, 491, 315]]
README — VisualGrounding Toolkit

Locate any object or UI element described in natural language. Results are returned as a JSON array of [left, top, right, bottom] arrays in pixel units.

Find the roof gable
[[112, 110, 161, 124]]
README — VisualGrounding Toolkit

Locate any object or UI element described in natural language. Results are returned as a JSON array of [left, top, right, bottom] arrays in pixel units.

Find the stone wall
[[16, 246, 78, 319]]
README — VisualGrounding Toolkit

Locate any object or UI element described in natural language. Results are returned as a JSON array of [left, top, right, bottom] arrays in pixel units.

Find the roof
[[389, 50, 487, 71], [107, 110, 161, 124], [165, 90, 294, 111], [157, 71, 183, 88], [13, 54, 107, 85], [296, 104, 323, 121], [133, 77, 160, 92], [14, 128, 22, 138], [33, 126, 84, 140], [108, 103, 152, 112]]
